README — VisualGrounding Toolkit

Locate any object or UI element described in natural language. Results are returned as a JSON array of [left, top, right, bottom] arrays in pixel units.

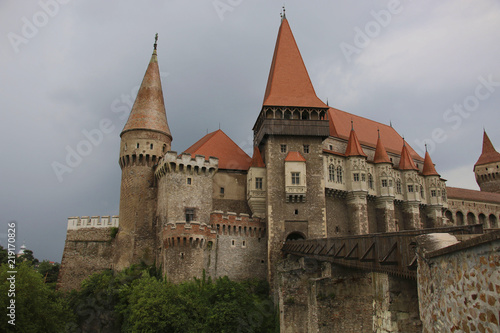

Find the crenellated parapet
[[162, 221, 217, 248], [155, 151, 218, 179], [67, 216, 119, 230], [210, 211, 266, 237]]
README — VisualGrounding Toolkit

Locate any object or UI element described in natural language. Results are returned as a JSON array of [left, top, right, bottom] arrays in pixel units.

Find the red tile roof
[[399, 142, 419, 170], [373, 135, 391, 164], [122, 49, 171, 138], [474, 131, 500, 167], [263, 18, 327, 108], [447, 186, 500, 205], [184, 130, 251, 170], [345, 128, 367, 157], [328, 108, 423, 161], [422, 151, 440, 176], [285, 151, 306, 162], [250, 146, 265, 168]]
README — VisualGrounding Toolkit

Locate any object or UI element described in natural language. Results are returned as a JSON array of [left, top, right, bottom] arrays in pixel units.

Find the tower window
[[389, 179, 393, 187], [336, 166, 343, 183], [329, 164, 335, 182], [187, 177, 192, 185], [136, 143, 140, 149], [124, 143, 127, 151], [408, 185, 414, 193], [353, 173, 360, 182], [329, 145, 333, 150], [255, 177, 263, 190], [368, 174, 373, 189], [242, 240, 246, 248], [396, 180, 402, 194], [294, 209, 299, 215], [220, 187, 225, 196], [150, 143, 153, 149], [291, 172, 300, 185], [381, 179, 388, 187], [303, 145, 309, 153], [185, 208, 195, 222], [231, 240, 235, 247], [361, 173, 366, 182], [281, 144, 287, 153]]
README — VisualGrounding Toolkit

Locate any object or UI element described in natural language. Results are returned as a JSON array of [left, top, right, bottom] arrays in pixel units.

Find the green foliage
[[0, 262, 73, 332], [37, 260, 60, 289], [110, 227, 119, 239], [0, 245, 7, 265], [17, 249, 39, 266]]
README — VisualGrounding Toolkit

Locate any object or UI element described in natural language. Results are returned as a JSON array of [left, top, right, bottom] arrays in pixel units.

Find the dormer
[[285, 151, 307, 202], [345, 126, 368, 193]]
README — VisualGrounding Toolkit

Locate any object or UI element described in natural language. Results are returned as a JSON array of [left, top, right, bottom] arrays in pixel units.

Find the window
[[255, 177, 263, 190], [281, 144, 287, 153], [136, 143, 140, 148], [361, 173, 366, 182], [291, 172, 300, 185], [220, 187, 225, 195], [231, 240, 235, 247], [329, 164, 335, 182], [420, 186, 424, 198], [124, 143, 127, 151], [242, 240, 246, 248], [396, 180, 402, 194], [329, 145, 333, 150], [389, 179, 393, 187], [294, 209, 299, 215], [303, 145, 309, 153], [381, 179, 388, 187], [368, 174, 373, 189], [431, 190, 437, 197], [408, 185, 414, 193], [185, 208, 195, 222], [187, 177, 192, 185], [336, 166, 343, 183], [150, 143, 153, 149], [353, 173, 360, 182]]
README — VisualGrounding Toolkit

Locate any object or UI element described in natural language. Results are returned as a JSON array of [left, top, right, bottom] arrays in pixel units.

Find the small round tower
[[474, 131, 500, 194], [115, 35, 172, 270]]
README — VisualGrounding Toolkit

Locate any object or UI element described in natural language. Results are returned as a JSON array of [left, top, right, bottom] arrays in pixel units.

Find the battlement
[[210, 211, 266, 237], [155, 151, 218, 179], [162, 221, 217, 248], [67, 216, 119, 230]]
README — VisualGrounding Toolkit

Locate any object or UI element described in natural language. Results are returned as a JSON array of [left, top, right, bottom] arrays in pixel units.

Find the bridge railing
[[282, 224, 483, 279]]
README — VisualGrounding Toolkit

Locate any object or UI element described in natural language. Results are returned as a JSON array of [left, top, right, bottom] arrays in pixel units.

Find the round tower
[[474, 131, 500, 193], [115, 35, 172, 270]]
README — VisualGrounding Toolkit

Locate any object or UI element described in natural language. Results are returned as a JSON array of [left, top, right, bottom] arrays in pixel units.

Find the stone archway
[[286, 231, 306, 241]]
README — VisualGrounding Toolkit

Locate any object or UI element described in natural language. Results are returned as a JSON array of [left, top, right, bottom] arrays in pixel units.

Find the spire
[[250, 146, 266, 168], [474, 130, 500, 167], [398, 140, 418, 170], [345, 125, 367, 157], [263, 16, 328, 108], [121, 34, 172, 139], [422, 150, 440, 176], [373, 133, 391, 164]]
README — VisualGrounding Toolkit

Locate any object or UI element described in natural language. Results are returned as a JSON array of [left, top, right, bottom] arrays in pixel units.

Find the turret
[[115, 35, 172, 270], [474, 131, 500, 193], [398, 141, 421, 229], [422, 149, 444, 227]]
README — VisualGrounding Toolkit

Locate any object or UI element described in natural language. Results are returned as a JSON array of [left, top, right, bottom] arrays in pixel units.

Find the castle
[[58, 14, 500, 300]]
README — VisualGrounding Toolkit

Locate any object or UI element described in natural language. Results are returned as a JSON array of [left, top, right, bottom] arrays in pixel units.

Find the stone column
[[347, 192, 368, 235], [425, 206, 443, 228], [376, 197, 396, 232], [402, 202, 420, 230]]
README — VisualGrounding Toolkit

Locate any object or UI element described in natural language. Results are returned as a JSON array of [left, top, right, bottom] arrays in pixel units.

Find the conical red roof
[[398, 142, 418, 170], [184, 130, 251, 170], [345, 128, 367, 157], [121, 47, 171, 139], [422, 151, 440, 176], [263, 18, 327, 108], [250, 146, 265, 168], [474, 131, 500, 167], [373, 134, 391, 164]]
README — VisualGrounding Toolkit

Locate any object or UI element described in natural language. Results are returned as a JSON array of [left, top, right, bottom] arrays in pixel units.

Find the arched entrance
[[286, 232, 306, 241]]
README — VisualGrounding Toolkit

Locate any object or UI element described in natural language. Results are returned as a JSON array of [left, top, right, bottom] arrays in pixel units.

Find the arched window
[[467, 212, 476, 225], [368, 174, 373, 189], [329, 164, 335, 182], [336, 166, 343, 183], [456, 211, 464, 225], [489, 214, 497, 228]]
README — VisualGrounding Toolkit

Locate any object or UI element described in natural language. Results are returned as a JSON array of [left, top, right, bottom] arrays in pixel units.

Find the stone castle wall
[[58, 216, 118, 291], [417, 232, 500, 333]]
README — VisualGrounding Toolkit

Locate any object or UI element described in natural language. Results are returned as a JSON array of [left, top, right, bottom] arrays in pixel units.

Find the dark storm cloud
[[1, 0, 499, 261]]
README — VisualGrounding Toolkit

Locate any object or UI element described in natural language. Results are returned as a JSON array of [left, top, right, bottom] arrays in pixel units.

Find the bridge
[[281, 224, 484, 279]]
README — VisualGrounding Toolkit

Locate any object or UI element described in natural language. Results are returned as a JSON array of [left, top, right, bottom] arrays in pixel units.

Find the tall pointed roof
[[422, 150, 440, 176], [345, 126, 367, 157], [184, 129, 251, 170], [262, 17, 327, 108], [121, 36, 172, 139], [373, 133, 391, 164], [474, 131, 500, 167], [250, 146, 265, 168], [398, 141, 418, 171]]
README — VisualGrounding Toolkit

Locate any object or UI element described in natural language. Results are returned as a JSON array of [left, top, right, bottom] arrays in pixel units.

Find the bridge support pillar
[[376, 197, 396, 232], [347, 191, 368, 234], [424, 205, 443, 228], [402, 202, 420, 230]]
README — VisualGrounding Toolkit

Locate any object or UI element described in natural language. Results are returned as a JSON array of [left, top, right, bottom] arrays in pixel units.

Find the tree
[[17, 249, 39, 266], [0, 262, 73, 332], [0, 245, 7, 265], [37, 260, 60, 288]]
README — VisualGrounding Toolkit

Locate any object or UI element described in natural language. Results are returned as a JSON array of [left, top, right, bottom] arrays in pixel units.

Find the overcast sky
[[1, 0, 500, 262]]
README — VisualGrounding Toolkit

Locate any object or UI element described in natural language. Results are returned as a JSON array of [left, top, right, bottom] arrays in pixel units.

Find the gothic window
[[353, 173, 360, 182], [431, 189, 436, 197], [336, 166, 343, 183], [420, 186, 424, 198], [255, 177, 263, 190], [291, 172, 300, 185], [361, 173, 366, 182], [396, 179, 402, 194], [329, 164, 335, 182], [185, 208, 195, 222], [408, 185, 414, 193], [389, 179, 393, 187], [281, 144, 287, 153], [303, 145, 309, 153], [381, 179, 388, 187], [368, 174, 373, 189]]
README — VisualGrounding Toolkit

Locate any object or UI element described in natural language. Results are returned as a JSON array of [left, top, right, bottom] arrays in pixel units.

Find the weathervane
[[154, 33, 158, 50], [281, 5, 286, 19]]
